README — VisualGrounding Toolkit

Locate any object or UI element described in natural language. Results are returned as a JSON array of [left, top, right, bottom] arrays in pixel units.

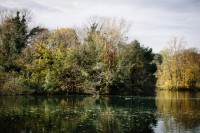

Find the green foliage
[[0, 11, 28, 56], [0, 10, 159, 96], [0, 12, 26, 73], [0, 72, 30, 95], [110, 41, 157, 96], [0, 10, 47, 94], [21, 29, 83, 94]]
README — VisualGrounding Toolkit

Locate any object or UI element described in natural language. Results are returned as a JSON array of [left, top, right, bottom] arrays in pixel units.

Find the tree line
[[0, 9, 199, 95]]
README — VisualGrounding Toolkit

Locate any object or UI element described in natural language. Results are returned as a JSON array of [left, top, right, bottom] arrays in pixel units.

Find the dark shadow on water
[[0, 96, 157, 133]]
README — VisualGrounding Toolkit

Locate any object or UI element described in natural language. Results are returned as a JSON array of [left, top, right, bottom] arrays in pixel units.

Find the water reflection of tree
[[0, 96, 157, 133], [156, 91, 200, 131]]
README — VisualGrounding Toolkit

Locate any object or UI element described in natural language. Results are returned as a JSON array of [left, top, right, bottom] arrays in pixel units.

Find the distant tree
[[157, 37, 200, 89]]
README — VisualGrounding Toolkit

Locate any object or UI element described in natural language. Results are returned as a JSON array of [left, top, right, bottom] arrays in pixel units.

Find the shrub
[[1, 77, 28, 95]]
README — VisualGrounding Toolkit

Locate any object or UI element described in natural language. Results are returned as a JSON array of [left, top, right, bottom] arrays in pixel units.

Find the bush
[[1, 77, 28, 95]]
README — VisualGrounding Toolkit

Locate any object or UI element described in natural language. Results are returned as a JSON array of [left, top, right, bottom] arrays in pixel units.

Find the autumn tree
[[0, 9, 45, 94], [157, 37, 200, 90], [1, 10, 159, 96]]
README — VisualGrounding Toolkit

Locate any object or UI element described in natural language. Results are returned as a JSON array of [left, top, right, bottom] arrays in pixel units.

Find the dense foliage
[[2, 10, 199, 95], [0, 10, 159, 96], [157, 38, 200, 90]]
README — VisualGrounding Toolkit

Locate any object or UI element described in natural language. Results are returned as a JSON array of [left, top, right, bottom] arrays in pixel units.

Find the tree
[[0, 10, 42, 72], [111, 40, 157, 95], [1, 10, 159, 96], [157, 37, 200, 90], [0, 9, 46, 94], [74, 17, 131, 95]]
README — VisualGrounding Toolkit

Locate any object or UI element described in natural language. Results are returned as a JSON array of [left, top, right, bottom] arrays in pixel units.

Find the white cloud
[[0, 0, 199, 52]]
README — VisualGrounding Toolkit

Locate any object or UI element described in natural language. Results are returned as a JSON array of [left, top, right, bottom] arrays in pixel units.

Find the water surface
[[0, 91, 200, 133]]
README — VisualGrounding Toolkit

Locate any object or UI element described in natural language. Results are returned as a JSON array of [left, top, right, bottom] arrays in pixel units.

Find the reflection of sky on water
[[155, 117, 200, 133], [154, 119, 164, 133]]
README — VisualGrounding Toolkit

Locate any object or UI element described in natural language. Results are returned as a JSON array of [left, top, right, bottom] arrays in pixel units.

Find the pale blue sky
[[1, 0, 200, 52]]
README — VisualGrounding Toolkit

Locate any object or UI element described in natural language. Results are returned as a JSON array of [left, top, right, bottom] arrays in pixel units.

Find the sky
[[0, 0, 200, 52]]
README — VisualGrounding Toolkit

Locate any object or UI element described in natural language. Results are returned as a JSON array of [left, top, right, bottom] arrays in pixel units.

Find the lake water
[[0, 91, 200, 133]]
